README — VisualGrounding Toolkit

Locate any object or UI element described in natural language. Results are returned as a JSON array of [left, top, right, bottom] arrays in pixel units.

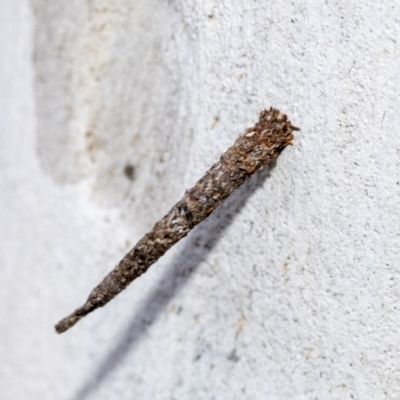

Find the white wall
[[1, 1, 400, 399]]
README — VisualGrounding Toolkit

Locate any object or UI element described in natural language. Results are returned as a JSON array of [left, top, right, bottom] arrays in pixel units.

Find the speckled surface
[[1, 1, 400, 399]]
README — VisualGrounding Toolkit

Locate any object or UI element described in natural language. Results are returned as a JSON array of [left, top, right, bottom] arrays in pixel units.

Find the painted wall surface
[[1, 1, 400, 399]]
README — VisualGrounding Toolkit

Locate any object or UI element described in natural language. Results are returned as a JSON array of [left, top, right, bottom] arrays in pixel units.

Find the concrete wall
[[1, 0, 400, 399]]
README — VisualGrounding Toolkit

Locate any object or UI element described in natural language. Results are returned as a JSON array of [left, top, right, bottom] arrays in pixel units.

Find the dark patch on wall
[[124, 164, 135, 181]]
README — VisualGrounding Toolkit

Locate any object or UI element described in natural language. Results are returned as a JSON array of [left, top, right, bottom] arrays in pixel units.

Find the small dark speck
[[124, 164, 135, 180], [207, 14, 214, 19], [227, 349, 240, 362]]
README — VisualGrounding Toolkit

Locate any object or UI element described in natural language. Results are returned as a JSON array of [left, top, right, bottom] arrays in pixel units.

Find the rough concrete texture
[[1, 0, 400, 399]]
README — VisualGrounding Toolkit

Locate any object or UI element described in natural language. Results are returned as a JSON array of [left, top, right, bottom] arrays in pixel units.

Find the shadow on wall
[[71, 163, 276, 400]]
